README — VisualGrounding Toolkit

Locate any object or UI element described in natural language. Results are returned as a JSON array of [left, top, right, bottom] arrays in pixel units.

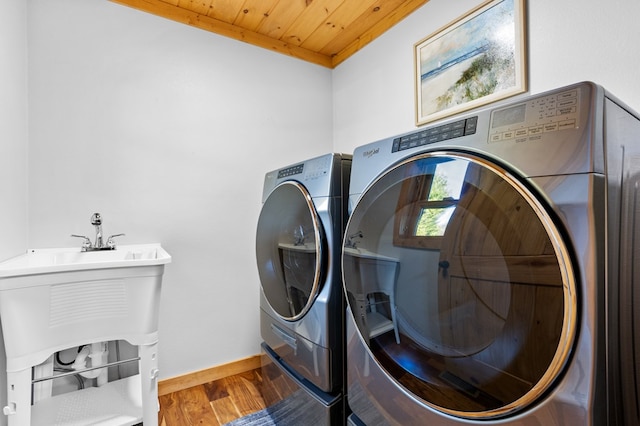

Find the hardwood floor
[[158, 368, 266, 425]]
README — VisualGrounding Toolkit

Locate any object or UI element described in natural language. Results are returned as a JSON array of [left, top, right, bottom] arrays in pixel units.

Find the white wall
[[0, 1, 28, 423], [333, 0, 640, 153], [0, 1, 28, 259], [27, 0, 333, 379]]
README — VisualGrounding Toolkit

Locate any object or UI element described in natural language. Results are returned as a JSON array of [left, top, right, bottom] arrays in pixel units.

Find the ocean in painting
[[419, 0, 517, 116]]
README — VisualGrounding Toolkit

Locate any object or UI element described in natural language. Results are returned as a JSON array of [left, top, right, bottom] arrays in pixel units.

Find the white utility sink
[[0, 243, 171, 426], [0, 243, 170, 279]]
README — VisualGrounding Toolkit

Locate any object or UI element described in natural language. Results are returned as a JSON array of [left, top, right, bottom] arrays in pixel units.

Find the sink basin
[[0, 243, 171, 278], [343, 247, 398, 262], [0, 242, 171, 377]]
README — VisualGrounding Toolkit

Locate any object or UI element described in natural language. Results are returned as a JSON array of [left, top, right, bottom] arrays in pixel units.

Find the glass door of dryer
[[342, 152, 577, 419], [257, 181, 325, 321]]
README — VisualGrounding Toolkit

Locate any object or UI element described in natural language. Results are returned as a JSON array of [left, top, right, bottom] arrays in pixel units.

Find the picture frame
[[414, 0, 527, 126]]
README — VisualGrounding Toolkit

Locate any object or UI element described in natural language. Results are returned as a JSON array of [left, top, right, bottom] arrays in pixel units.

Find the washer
[[342, 82, 640, 425], [256, 153, 351, 425]]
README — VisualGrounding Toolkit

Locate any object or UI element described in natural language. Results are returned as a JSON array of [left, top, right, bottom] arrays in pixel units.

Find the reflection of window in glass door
[[394, 159, 469, 249]]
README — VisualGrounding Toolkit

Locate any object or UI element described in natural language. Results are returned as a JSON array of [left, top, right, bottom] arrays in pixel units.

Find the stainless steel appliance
[[256, 153, 351, 425], [343, 82, 640, 425]]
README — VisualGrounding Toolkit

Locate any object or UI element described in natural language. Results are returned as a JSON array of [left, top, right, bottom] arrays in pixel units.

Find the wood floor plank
[[223, 372, 266, 416], [160, 367, 266, 425], [235, 370, 265, 405], [202, 377, 230, 401], [179, 385, 222, 425], [210, 395, 242, 424], [159, 392, 190, 426]]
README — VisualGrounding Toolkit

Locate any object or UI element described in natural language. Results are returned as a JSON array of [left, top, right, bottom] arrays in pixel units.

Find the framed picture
[[414, 0, 527, 126]]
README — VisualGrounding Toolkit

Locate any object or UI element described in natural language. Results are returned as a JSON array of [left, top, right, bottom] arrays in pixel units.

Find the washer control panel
[[489, 87, 581, 143], [277, 163, 304, 179], [276, 156, 331, 180]]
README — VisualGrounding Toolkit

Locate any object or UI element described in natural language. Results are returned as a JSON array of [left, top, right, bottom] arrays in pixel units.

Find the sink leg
[[4, 368, 31, 426], [139, 342, 159, 426]]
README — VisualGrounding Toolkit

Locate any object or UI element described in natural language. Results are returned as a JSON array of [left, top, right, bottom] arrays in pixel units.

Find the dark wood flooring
[[158, 368, 266, 426]]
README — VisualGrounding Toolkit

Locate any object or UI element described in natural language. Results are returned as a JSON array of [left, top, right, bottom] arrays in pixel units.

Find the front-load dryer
[[256, 153, 351, 425], [342, 82, 640, 425]]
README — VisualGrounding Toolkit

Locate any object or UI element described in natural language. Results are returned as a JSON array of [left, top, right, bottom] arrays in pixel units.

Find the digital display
[[492, 104, 526, 128]]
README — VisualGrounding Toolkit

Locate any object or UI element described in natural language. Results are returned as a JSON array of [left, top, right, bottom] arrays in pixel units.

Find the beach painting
[[415, 0, 526, 125]]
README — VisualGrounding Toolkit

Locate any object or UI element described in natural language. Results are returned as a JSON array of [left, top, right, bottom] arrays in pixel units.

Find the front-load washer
[[256, 153, 351, 425], [342, 82, 640, 425]]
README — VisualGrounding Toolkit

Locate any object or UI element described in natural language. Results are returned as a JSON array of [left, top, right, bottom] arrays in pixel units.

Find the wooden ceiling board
[[279, 0, 344, 46], [255, 0, 309, 39], [319, 0, 425, 57], [299, 0, 380, 52], [110, 0, 430, 68], [315, 0, 406, 56], [204, 0, 244, 23], [329, 0, 429, 66], [232, 0, 279, 32]]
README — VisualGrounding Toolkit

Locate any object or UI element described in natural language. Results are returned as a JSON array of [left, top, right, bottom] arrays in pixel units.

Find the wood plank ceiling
[[110, 0, 430, 68]]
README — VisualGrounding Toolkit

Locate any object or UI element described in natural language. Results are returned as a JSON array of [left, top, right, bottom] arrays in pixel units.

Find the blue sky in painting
[[420, 0, 514, 78]]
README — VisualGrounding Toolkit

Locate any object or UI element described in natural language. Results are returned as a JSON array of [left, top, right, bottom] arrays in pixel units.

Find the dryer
[[342, 82, 640, 425], [256, 153, 351, 425]]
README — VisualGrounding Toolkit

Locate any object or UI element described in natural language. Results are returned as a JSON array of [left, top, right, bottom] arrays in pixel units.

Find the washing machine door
[[257, 180, 325, 321], [343, 151, 577, 419]]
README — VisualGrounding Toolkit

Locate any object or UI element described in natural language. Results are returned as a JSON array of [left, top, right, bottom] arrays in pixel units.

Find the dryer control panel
[[489, 87, 581, 143], [391, 116, 478, 153]]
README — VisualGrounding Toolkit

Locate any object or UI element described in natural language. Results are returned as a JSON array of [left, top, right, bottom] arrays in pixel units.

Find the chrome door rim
[[343, 150, 578, 419]]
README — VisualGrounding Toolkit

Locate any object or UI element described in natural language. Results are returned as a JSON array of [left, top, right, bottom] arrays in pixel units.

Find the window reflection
[[394, 159, 469, 246]]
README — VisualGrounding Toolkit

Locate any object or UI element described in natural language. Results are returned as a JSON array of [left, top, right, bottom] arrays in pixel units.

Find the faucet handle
[[71, 234, 92, 250], [106, 233, 125, 249]]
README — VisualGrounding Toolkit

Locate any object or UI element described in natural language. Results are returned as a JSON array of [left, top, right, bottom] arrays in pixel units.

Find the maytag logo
[[362, 147, 379, 158]]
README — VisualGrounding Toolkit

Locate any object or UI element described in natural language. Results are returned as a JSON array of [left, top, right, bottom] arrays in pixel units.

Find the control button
[[557, 98, 577, 108], [491, 133, 502, 142], [557, 90, 578, 101], [558, 119, 576, 130], [465, 116, 478, 134], [528, 125, 544, 135], [440, 124, 453, 133], [543, 123, 558, 132], [452, 120, 466, 131], [451, 129, 464, 138], [503, 131, 515, 139], [557, 106, 577, 115], [514, 128, 528, 137]]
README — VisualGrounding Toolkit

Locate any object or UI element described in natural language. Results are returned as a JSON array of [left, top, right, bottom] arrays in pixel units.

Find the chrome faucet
[[71, 212, 125, 251], [91, 213, 104, 249]]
